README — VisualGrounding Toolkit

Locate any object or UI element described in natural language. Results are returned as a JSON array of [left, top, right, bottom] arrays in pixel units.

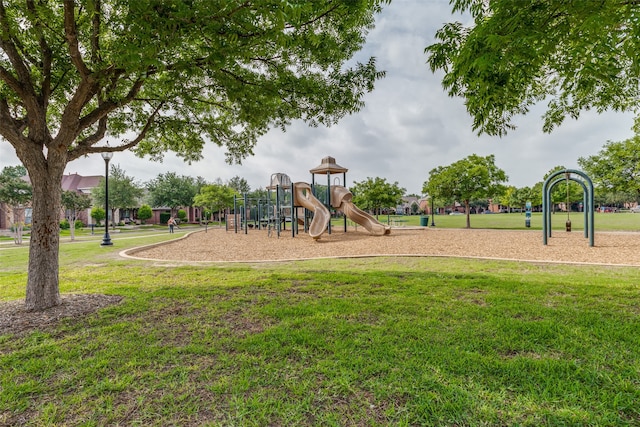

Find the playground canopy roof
[[309, 156, 348, 175]]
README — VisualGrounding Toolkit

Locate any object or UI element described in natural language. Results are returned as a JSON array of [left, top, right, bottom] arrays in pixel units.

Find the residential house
[[396, 196, 421, 215], [61, 173, 103, 224]]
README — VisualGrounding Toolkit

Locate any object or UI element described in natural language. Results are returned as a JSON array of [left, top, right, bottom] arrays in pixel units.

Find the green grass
[[1, 230, 640, 425], [342, 212, 640, 231]]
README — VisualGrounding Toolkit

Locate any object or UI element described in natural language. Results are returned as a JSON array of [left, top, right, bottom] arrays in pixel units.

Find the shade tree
[[92, 165, 143, 228], [193, 184, 236, 227], [0, 165, 32, 244], [349, 177, 405, 218], [578, 136, 640, 202], [228, 176, 251, 195], [0, 0, 389, 310], [60, 190, 92, 241], [427, 1, 640, 136], [424, 154, 507, 228], [146, 172, 199, 218]]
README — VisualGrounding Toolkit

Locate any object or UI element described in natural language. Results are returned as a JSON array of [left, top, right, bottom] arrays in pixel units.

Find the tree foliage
[[0, 165, 31, 244], [146, 172, 199, 215], [228, 176, 251, 195], [193, 184, 236, 226], [91, 207, 105, 226], [137, 204, 153, 224], [426, 1, 640, 136], [61, 190, 91, 240], [0, 165, 31, 206], [424, 154, 507, 228], [578, 136, 640, 200], [92, 164, 143, 226], [349, 177, 405, 217], [0, 0, 388, 310]]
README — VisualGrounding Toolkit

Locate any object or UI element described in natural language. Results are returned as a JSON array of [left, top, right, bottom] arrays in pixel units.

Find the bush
[[138, 204, 153, 224], [91, 207, 105, 226], [60, 219, 70, 229]]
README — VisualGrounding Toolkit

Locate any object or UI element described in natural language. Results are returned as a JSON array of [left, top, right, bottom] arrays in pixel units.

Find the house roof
[[61, 173, 102, 193]]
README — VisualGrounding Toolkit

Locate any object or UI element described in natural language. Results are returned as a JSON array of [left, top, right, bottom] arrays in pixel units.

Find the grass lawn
[[350, 212, 640, 231], [1, 228, 640, 425]]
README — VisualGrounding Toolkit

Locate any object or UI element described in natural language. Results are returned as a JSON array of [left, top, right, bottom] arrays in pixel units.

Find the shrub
[[138, 204, 153, 224]]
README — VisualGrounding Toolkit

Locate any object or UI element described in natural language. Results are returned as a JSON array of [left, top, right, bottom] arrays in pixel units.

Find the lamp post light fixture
[[430, 195, 436, 227], [100, 151, 114, 246]]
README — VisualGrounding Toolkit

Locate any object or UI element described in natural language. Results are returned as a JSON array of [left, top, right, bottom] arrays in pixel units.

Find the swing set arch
[[542, 169, 595, 247]]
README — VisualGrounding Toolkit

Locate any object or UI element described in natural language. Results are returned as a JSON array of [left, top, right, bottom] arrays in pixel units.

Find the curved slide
[[331, 186, 391, 236], [293, 182, 330, 239]]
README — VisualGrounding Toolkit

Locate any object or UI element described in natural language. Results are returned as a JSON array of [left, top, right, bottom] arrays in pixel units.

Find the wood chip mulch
[[0, 294, 123, 337], [124, 226, 640, 266]]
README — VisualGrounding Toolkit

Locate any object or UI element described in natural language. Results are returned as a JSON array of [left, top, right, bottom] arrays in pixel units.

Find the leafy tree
[[193, 184, 236, 227], [0, 1, 388, 310], [147, 172, 199, 217], [349, 177, 405, 218], [92, 165, 143, 228], [499, 186, 517, 213], [578, 137, 640, 201], [91, 207, 105, 227], [248, 187, 269, 202], [424, 154, 507, 228], [0, 165, 32, 244], [61, 190, 92, 241], [137, 204, 153, 224], [228, 176, 251, 195], [529, 182, 544, 210], [426, 1, 640, 136], [514, 186, 534, 212]]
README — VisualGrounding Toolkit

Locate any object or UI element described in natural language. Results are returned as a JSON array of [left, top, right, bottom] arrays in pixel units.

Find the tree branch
[[70, 102, 165, 160], [0, 65, 26, 97], [0, 98, 31, 147], [63, 0, 91, 78], [284, 4, 340, 30], [91, 0, 101, 63], [77, 77, 144, 132], [26, 0, 53, 110], [0, 0, 42, 123]]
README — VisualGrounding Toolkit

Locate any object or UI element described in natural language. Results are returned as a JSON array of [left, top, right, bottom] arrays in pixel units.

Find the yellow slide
[[330, 186, 391, 236], [292, 182, 330, 239]]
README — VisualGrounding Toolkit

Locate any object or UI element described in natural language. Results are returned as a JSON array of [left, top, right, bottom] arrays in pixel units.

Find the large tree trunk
[[25, 170, 63, 311]]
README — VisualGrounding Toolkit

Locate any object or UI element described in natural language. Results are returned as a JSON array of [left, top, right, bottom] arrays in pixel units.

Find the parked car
[[630, 206, 640, 213], [449, 211, 464, 215]]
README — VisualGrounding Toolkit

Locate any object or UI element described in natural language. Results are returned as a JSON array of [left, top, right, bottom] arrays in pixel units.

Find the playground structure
[[229, 157, 390, 240], [542, 169, 595, 247]]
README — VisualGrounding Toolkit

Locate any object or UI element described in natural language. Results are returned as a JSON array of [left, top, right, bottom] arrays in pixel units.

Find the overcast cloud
[[0, 0, 635, 195]]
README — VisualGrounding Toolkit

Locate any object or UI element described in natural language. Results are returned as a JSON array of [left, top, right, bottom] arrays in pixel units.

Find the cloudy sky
[[0, 0, 635, 196]]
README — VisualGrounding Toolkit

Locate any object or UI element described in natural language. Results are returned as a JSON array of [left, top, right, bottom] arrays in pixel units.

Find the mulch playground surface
[[124, 226, 640, 266]]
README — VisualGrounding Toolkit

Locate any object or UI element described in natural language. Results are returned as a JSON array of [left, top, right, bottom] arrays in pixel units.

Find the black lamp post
[[100, 151, 114, 246], [430, 195, 436, 227]]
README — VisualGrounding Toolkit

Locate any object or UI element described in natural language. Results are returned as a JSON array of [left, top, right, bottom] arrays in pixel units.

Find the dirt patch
[[124, 227, 640, 266], [0, 294, 123, 337]]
